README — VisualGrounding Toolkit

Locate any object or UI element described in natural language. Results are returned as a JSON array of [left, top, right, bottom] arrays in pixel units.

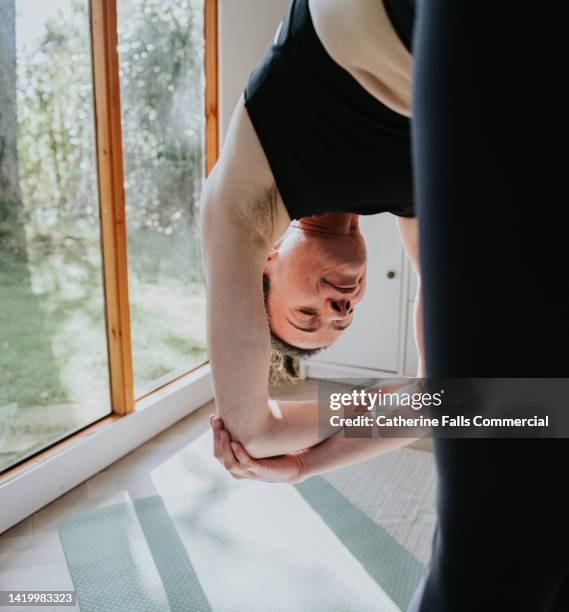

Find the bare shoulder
[[308, 0, 412, 114], [207, 96, 290, 244], [308, 0, 396, 66]]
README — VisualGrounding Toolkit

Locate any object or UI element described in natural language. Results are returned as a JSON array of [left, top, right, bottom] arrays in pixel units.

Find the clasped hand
[[210, 416, 306, 484]]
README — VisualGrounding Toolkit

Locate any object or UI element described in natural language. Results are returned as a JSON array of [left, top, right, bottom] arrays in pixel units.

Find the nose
[[328, 298, 353, 318]]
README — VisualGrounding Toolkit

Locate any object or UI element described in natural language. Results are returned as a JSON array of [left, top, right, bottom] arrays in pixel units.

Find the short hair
[[263, 274, 323, 384]]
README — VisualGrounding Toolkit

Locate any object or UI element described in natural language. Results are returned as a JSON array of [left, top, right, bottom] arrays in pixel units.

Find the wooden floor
[[0, 378, 431, 600]]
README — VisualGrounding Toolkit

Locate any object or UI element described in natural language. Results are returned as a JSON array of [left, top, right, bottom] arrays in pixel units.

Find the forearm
[[297, 380, 426, 478], [210, 381, 427, 485], [250, 379, 423, 459], [299, 429, 417, 480]]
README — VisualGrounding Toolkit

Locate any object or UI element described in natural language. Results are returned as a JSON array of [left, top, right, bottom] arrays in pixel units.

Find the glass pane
[[0, 0, 111, 471], [117, 0, 207, 396]]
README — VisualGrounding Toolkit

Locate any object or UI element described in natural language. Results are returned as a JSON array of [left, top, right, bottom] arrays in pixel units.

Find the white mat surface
[[150, 432, 400, 611]]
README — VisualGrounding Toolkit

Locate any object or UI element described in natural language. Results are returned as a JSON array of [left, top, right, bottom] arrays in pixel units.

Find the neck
[[291, 213, 360, 235]]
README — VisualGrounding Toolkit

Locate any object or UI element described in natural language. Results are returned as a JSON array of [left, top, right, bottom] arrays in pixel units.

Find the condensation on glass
[[117, 0, 208, 395], [0, 0, 111, 471]]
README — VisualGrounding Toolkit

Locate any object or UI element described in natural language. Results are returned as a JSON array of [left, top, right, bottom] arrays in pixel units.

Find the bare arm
[[297, 430, 413, 480], [201, 98, 333, 458], [397, 217, 425, 377], [212, 395, 421, 484]]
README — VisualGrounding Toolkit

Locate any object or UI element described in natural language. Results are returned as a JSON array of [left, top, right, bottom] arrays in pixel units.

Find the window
[[0, 0, 217, 474], [117, 0, 207, 395], [0, 0, 110, 471]]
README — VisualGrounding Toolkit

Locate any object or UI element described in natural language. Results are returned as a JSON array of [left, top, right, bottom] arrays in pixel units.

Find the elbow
[[239, 434, 274, 460], [220, 411, 275, 459]]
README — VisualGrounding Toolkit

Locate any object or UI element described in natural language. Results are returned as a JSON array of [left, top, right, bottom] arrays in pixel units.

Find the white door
[[305, 214, 404, 374]]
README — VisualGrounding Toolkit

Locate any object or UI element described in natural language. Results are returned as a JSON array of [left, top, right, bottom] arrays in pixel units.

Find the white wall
[[218, 0, 289, 142], [307, 215, 405, 373]]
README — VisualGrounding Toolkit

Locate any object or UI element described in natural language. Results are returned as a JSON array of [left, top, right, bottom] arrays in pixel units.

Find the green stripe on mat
[[296, 477, 425, 611], [59, 478, 424, 611], [59, 496, 211, 612], [133, 496, 212, 612]]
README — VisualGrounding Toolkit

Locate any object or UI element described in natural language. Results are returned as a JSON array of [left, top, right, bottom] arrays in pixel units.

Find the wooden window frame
[[91, 0, 218, 415], [91, 0, 134, 416], [0, 0, 218, 482], [204, 0, 219, 175]]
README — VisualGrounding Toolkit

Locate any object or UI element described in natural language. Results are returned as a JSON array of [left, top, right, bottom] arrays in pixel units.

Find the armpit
[[243, 184, 278, 249]]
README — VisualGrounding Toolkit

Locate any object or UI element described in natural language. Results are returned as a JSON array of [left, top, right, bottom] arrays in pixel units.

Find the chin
[[337, 235, 367, 267], [326, 247, 366, 269]]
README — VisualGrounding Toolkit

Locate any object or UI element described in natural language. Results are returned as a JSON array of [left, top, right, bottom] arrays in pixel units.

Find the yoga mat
[[59, 433, 426, 611], [296, 478, 425, 611], [59, 496, 211, 612], [323, 447, 437, 567]]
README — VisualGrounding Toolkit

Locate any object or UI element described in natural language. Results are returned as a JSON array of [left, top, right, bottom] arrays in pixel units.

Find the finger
[[212, 421, 224, 462], [231, 442, 256, 468], [232, 467, 261, 481], [213, 421, 228, 464], [220, 430, 238, 470], [212, 420, 221, 461], [228, 463, 254, 480]]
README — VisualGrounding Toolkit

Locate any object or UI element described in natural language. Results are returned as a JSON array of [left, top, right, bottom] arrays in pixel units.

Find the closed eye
[[298, 308, 318, 316]]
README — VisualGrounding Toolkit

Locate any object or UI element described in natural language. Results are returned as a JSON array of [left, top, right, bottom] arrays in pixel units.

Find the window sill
[[0, 365, 213, 534]]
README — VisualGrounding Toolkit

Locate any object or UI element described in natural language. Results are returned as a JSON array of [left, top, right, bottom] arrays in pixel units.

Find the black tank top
[[382, 0, 415, 53], [244, 0, 416, 220]]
